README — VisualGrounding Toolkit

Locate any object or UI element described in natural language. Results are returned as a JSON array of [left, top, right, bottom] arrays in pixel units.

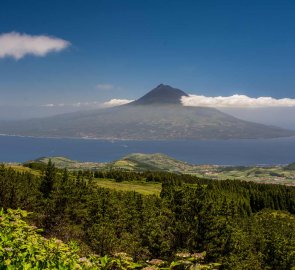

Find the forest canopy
[[0, 162, 294, 269]]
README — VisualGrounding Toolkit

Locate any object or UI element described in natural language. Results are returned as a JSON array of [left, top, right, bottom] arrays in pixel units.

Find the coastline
[[0, 134, 295, 166]]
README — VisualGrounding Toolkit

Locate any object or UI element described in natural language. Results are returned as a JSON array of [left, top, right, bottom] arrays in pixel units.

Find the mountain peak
[[131, 84, 189, 105]]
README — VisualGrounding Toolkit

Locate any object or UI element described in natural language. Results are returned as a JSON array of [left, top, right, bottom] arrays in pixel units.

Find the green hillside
[[0, 163, 294, 269], [25, 156, 105, 170], [108, 153, 194, 172], [284, 162, 295, 170], [95, 179, 161, 196], [23, 153, 295, 186]]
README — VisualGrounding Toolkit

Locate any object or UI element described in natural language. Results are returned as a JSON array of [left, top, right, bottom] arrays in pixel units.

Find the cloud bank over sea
[[181, 94, 295, 108]]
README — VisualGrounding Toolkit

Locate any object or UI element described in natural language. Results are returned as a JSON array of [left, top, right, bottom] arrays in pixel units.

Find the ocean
[[1, 135, 295, 166]]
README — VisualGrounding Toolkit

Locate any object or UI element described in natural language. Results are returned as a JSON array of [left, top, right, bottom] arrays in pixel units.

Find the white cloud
[[103, 99, 134, 107], [181, 94, 295, 108], [0, 32, 70, 60], [42, 99, 133, 108], [42, 101, 100, 108], [96, 84, 114, 90], [72, 101, 101, 107]]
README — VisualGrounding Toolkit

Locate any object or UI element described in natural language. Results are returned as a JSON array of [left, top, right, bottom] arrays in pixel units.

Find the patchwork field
[[94, 179, 161, 196], [7, 153, 295, 186]]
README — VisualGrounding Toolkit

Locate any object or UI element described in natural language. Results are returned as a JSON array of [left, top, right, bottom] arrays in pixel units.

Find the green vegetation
[[213, 165, 295, 186], [0, 162, 295, 269], [0, 209, 219, 269], [95, 179, 161, 196], [24, 153, 295, 186], [285, 162, 295, 171], [0, 208, 94, 269], [24, 156, 105, 171], [5, 163, 40, 175], [110, 153, 194, 173]]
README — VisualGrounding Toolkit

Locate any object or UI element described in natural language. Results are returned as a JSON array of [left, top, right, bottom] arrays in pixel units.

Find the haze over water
[[1, 135, 295, 166]]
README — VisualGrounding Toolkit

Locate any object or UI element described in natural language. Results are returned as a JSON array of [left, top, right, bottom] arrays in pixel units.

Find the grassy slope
[[19, 153, 295, 186], [4, 164, 40, 176], [205, 166, 295, 186], [4, 162, 161, 195], [95, 178, 161, 196], [34, 156, 105, 170], [108, 153, 194, 172]]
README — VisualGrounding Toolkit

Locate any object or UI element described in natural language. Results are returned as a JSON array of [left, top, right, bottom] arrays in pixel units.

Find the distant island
[[0, 84, 294, 140], [13, 153, 295, 186]]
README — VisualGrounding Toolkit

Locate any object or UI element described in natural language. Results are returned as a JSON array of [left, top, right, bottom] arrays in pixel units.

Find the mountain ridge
[[129, 84, 188, 105], [0, 84, 294, 140]]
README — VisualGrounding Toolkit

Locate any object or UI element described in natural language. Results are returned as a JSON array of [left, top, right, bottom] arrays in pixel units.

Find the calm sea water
[[1, 135, 295, 165]]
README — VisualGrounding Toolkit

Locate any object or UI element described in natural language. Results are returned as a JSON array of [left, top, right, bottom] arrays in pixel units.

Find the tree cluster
[[0, 163, 294, 269]]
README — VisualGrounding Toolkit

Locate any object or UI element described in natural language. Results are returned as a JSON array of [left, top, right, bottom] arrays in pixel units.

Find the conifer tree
[[40, 159, 56, 198]]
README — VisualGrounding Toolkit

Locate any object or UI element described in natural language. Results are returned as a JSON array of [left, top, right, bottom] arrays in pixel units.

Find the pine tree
[[40, 159, 56, 198]]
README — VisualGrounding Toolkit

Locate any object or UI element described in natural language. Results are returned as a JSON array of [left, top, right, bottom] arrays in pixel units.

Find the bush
[[0, 208, 94, 269]]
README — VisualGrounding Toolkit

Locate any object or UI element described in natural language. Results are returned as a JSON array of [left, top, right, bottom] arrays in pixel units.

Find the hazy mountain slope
[[0, 84, 294, 140]]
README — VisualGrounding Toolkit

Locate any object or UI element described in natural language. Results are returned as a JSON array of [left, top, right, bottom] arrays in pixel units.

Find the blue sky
[[1, 0, 295, 111]]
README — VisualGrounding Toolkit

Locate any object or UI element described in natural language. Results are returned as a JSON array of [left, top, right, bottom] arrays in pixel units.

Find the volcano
[[0, 84, 294, 140], [130, 84, 188, 105]]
